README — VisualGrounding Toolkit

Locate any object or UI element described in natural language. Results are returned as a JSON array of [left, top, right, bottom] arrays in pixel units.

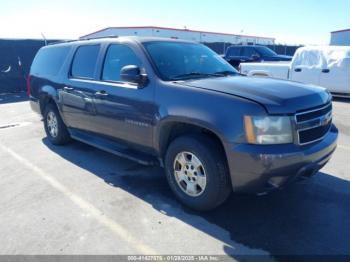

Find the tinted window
[[102, 44, 143, 82], [242, 47, 260, 57], [254, 46, 277, 56], [31, 46, 70, 77], [71, 45, 100, 79], [144, 42, 238, 81], [227, 47, 241, 56]]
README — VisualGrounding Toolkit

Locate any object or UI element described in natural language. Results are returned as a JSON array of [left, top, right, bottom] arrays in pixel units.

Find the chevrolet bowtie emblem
[[321, 112, 332, 127]]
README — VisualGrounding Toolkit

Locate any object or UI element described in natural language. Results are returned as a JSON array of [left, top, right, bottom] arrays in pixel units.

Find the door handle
[[63, 86, 74, 91], [322, 69, 330, 73], [95, 90, 109, 97], [294, 68, 302, 72]]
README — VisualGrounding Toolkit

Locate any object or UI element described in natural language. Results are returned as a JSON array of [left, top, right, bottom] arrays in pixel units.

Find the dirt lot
[[0, 93, 349, 258]]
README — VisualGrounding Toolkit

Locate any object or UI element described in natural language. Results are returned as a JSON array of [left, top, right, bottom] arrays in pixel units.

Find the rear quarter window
[[31, 46, 71, 77], [71, 45, 100, 79], [227, 47, 240, 56]]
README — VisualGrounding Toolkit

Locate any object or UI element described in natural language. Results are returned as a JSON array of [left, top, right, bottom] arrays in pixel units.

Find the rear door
[[60, 44, 101, 131], [226, 46, 241, 59], [319, 55, 350, 94], [225, 46, 242, 67]]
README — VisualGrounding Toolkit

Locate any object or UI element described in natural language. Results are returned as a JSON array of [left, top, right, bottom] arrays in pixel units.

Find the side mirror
[[251, 54, 260, 61], [120, 65, 148, 86]]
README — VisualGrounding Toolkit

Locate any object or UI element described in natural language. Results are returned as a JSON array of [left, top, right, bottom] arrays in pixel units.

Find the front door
[[91, 44, 155, 149], [290, 66, 321, 86], [289, 50, 321, 86]]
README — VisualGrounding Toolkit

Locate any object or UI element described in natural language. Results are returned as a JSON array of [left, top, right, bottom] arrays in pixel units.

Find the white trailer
[[331, 29, 350, 46]]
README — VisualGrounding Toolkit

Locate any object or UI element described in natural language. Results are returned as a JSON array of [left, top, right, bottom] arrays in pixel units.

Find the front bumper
[[225, 125, 338, 193]]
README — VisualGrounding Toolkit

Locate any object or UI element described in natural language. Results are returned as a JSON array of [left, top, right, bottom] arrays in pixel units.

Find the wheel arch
[[161, 121, 233, 210], [247, 70, 270, 77], [156, 119, 228, 162], [38, 85, 59, 114]]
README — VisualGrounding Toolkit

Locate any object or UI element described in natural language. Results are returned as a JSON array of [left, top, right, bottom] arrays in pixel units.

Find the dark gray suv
[[28, 37, 338, 210]]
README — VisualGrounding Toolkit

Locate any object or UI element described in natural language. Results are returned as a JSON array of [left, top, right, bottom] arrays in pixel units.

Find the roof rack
[[47, 39, 77, 46], [80, 35, 119, 40], [48, 35, 120, 46]]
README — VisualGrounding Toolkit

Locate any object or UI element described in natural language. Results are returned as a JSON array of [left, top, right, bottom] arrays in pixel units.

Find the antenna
[[41, 32, 48, 46]]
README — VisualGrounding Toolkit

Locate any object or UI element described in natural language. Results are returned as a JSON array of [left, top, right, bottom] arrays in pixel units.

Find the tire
[[165, 135, 232, 211], [43, 103, 71, 145]]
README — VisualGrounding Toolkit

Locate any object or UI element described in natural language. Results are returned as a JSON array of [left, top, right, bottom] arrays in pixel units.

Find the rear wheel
[[43, 103, 71, 145], [165, 135, 231, 211]]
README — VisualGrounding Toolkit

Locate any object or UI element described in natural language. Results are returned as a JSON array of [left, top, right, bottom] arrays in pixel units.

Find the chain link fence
[[0, 39, 60, 94], [0, 39, 302, 94], [204, 42, 302, 56]]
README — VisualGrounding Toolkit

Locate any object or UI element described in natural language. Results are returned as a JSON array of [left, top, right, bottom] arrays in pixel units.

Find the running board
[[69, 129, 159, 166]]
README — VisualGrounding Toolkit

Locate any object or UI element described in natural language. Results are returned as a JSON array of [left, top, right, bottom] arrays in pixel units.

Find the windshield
[[255, 46, 277, 57], [143, 41, 238, 80]]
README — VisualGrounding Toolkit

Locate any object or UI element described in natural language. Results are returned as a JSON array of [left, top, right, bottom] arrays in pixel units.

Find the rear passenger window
[[71, 45, 100, 79], [31, 46, 70, 77], [102, 44, 143, 82], [227, 47, 240, 56]]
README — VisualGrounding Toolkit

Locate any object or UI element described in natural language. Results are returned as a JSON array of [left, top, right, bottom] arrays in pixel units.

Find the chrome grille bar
[[295, 103, 333, 145]]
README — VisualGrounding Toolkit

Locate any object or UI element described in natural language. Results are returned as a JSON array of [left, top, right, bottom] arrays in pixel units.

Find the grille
[[296, 103, 332, 123], [295, 103, 333, 145]]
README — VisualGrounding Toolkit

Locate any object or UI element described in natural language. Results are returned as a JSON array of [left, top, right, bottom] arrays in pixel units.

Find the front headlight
[[244, 115, 293, 144]]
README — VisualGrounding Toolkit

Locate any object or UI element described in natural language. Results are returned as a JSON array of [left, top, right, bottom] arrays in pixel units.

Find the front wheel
[[165, 135, 232, 211]]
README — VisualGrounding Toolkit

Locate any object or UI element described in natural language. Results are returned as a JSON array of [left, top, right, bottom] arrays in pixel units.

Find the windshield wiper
[[212, 70, 239, 76], [171, 72, 218, 80], [170, 71, 240, 81]]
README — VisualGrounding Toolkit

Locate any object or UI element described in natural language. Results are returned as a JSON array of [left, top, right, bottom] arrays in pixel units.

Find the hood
[[264, 55, 293, 61], [178, 76, 330, 114]]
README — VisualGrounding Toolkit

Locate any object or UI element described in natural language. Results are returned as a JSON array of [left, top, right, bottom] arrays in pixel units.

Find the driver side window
[[242, 47, 259, 58], [102, 44, 143, 82]]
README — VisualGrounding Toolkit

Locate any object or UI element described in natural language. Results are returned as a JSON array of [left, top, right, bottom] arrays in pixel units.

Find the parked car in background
[[224, 45, 292, 68], [28, 37, 337, 211], [240, 46, 350, 96]]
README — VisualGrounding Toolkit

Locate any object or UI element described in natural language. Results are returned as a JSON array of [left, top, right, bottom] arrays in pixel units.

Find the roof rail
[[47, 39, 77, 46], [80, 35, 119, 40], [48, 35, 120, 46]]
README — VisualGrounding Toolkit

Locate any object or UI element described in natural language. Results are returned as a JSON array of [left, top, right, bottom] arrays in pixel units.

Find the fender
[[40, 85, 58, 99], [38, 85, 64, 118], [154, 115, 229, 156]]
